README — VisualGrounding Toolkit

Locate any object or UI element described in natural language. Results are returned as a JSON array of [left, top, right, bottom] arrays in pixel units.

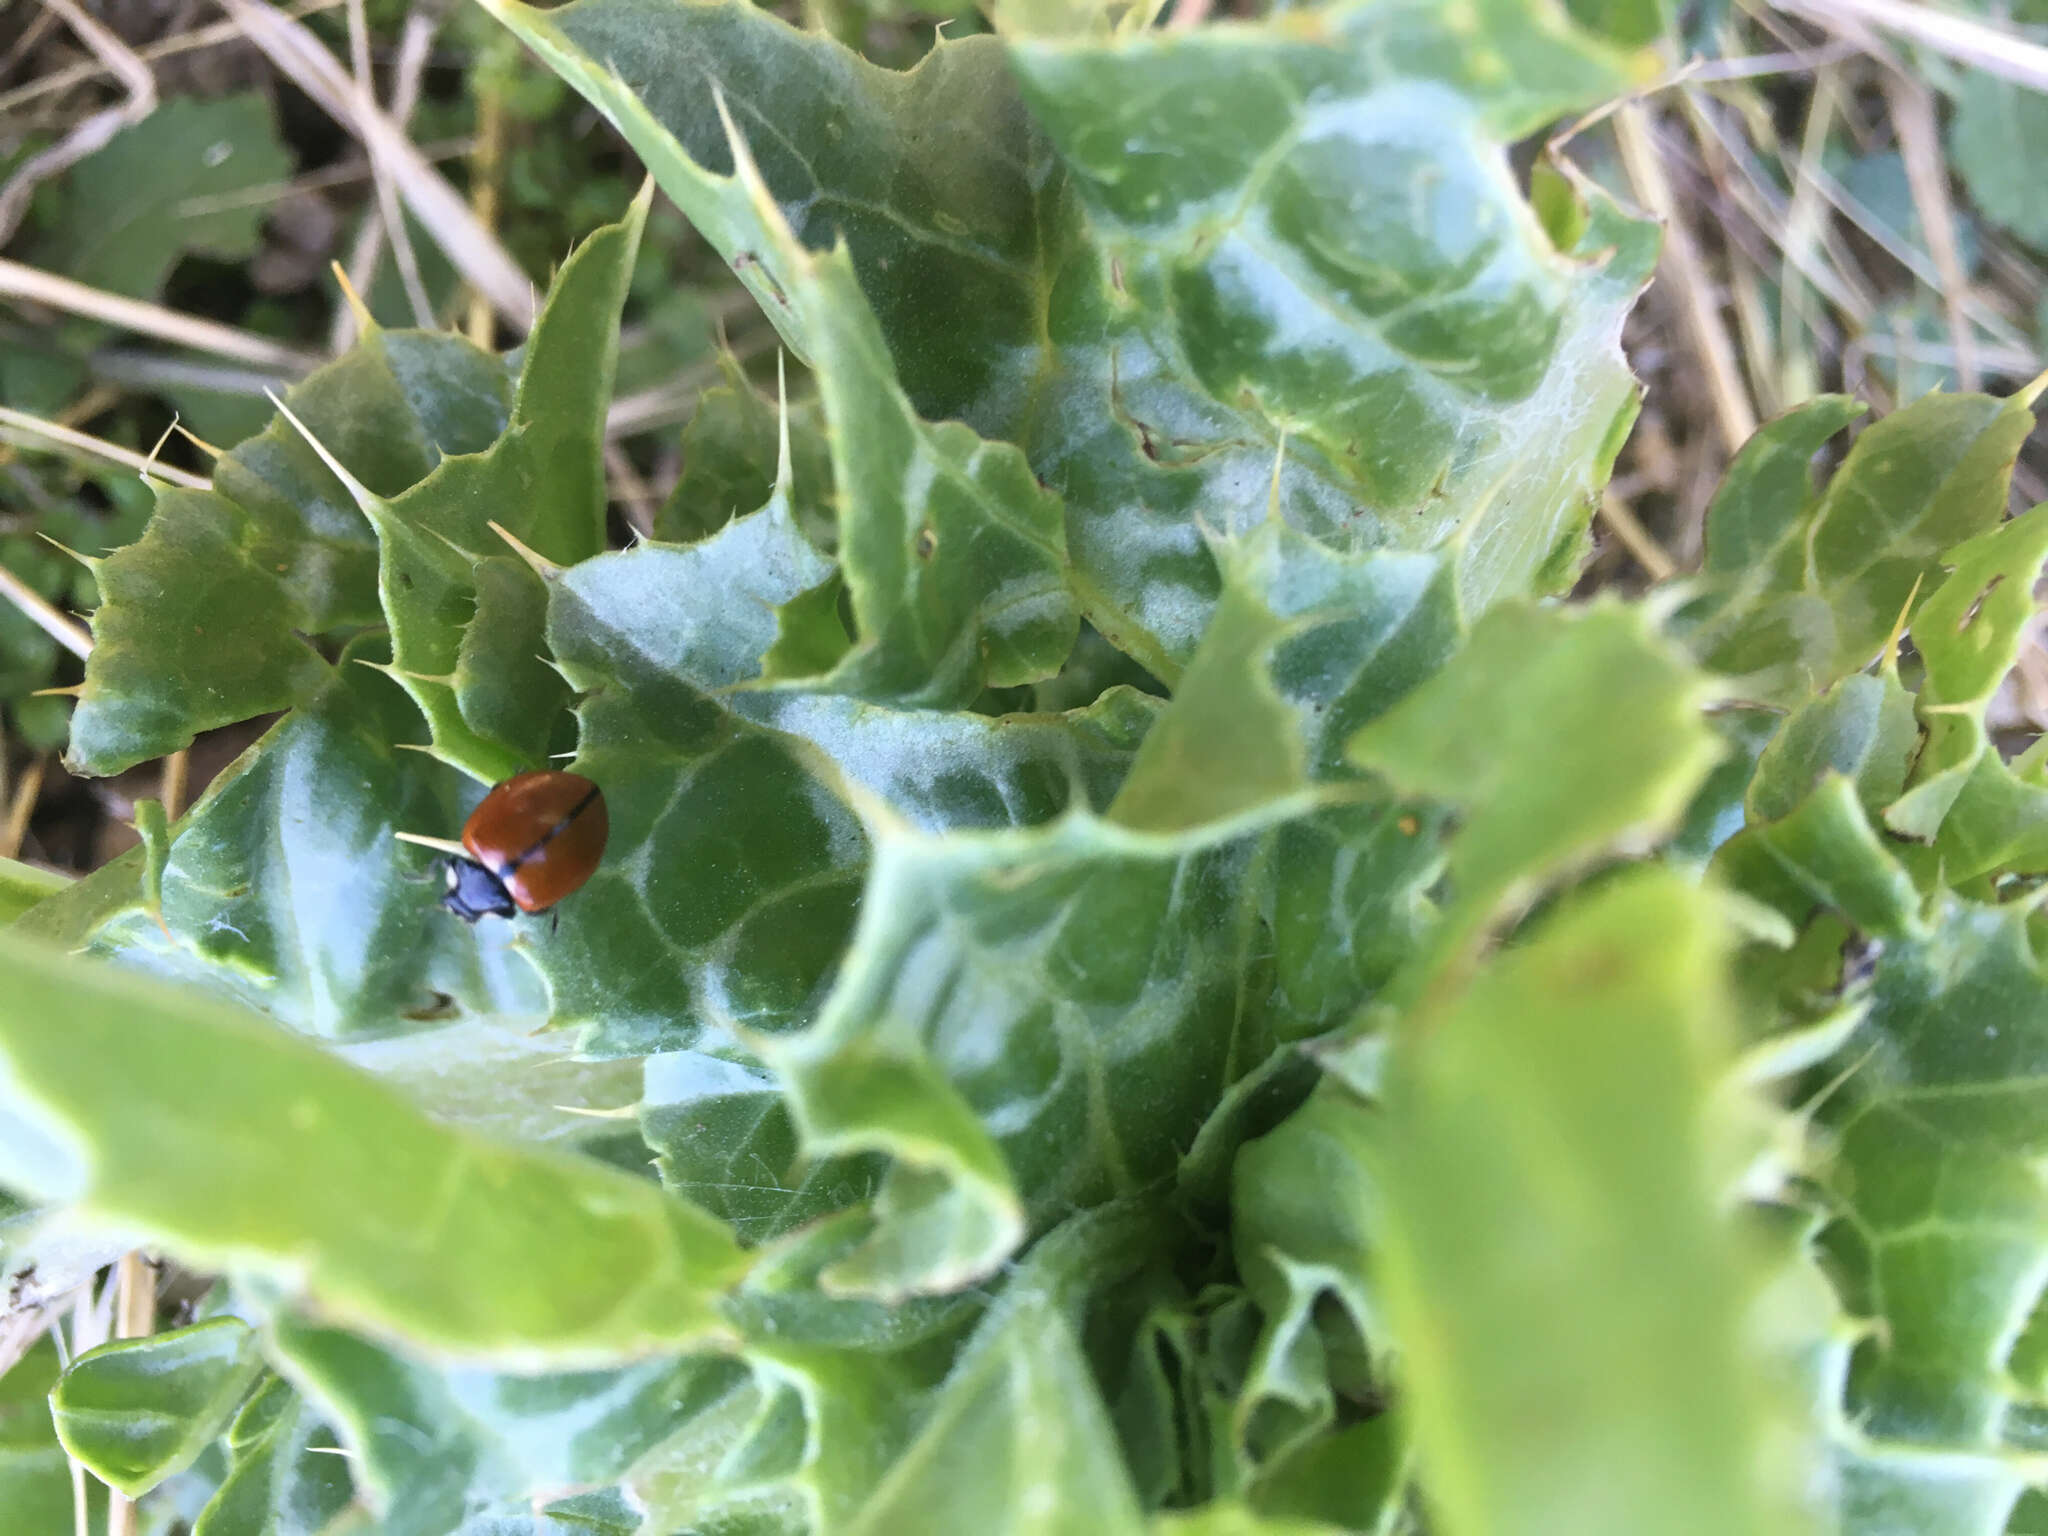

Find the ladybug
[[439, 771, 609, 922]]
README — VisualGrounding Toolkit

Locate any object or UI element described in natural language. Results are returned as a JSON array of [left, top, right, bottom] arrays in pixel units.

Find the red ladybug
[[441, 771, 609, 922]]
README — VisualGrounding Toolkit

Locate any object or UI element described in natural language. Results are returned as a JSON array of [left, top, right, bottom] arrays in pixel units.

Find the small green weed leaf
[[1949, 71, 2048, 248], [1887, 506, 2048, 839], [1684, 390, 2040, 706], [68, 329, 514, 776], [1718, 775, 1923, 939], [1745, 674, 1918, 825], [1807, 899, 2048, 1531], [0, 1336, 76, 1534], [36, 94, 291, 303], [366, 190, 647, 780], [660, 355, 835, 545], [270, 1318, 724, 1532], [844, 1291, 1147, 1536], [1230, 1086, 1382, 1480], [1920, 744, 2048, 889], [193, 1376, 354, 1536], [1711, 677, 1924, 934], [50, 1317, 264, 1497], [1369, 869, 1814, 1536], [1348, 598, 1720, 956], [0, 927, 748, 1362], [767, 811, 1271, 1298]]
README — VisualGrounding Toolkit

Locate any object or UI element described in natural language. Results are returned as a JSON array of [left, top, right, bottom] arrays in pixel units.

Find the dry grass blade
[[1881, 70, 1976, 390], [0, 0, 345, 116], [1614, 101, 1758, 456], [605, 440, 658, 536], [1774, 0, 2048, 93], [331, 7, 440, 351], [345, 0, 434, 329], [1598, 492, 1678, 581], [0, 257, 326, 373], [3, 757, 47, 860], [0, 404, 211, 490], [88, 349, 297, 400], [102, 1253, 158, 1536], [0, 561, 93, 660], [0, 0, 157, 245], [216, 0, 534, 332]]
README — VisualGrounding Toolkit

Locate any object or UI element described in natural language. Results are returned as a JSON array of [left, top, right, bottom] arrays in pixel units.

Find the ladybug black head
[[441, 856, 518, 922]]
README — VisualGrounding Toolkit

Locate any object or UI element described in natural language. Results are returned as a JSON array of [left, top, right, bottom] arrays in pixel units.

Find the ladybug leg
[[550, 908, 561, 938]]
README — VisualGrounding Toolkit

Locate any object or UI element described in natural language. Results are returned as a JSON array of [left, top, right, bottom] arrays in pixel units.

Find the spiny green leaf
[[1683, 389, 2041, 707], [345, 187, 649, 782], [1808, 898, 2048, 1532], [193, 1376, 354, 1536], [50, 1318, 265, 1497], [639, 1050, 883, 1246], [479, 0, 1655, 675], [771, 240, 1078, 704], [0, 926, 748, 1363], [1008, 16, 1656, 649], [1920, 742, 2048, 889], [471, 0, 1039, 428], [1367, 869, 1816, 1536], [535, 506, 860, 1057], [67, 329, 514, 777], [65, 485, 332, 779], [1745, 674, 1918, 826]]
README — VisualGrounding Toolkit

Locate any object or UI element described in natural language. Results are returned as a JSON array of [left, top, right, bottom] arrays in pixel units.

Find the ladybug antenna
[[393, 831, 469, 859]]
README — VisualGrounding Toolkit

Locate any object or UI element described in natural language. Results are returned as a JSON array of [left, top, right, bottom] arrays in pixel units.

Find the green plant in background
[[5, 1, 2048, 1534]]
